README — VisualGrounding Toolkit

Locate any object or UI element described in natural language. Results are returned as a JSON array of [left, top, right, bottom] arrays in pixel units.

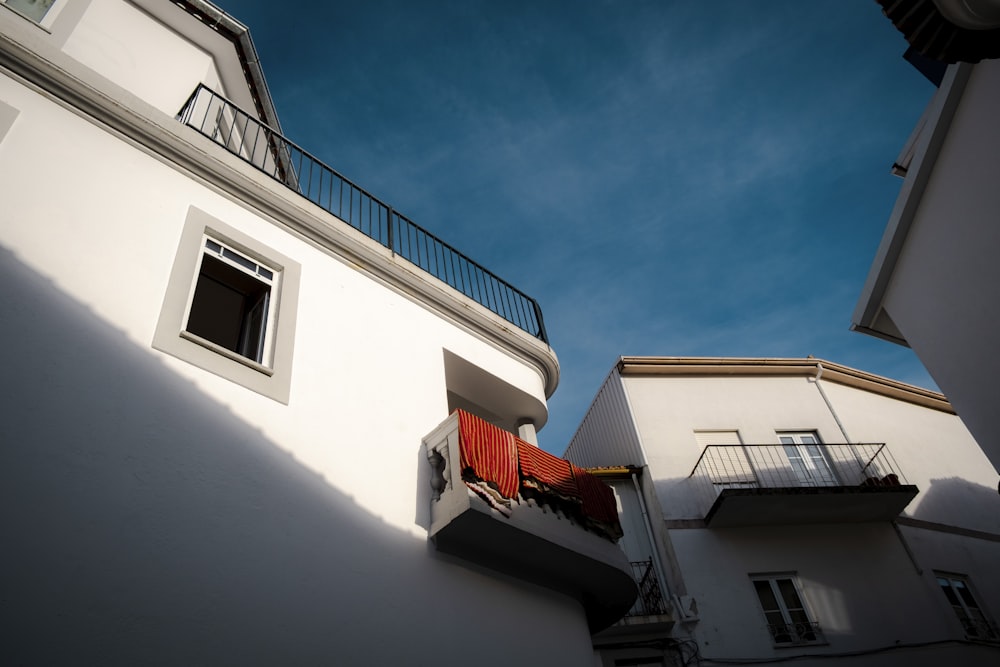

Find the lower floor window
[[936, 573, 998, 641], [751, 574, 822, 645]]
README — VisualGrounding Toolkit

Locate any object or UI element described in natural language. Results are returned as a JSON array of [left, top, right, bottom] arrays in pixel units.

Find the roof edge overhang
[[851, 62, 972, 343], [584, 466, 642, 479], [616, 356, 953, 413], [132, 0, 282, 133]]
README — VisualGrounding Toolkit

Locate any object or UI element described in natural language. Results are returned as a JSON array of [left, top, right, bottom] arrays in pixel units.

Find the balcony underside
[[432, 493, 638, 631], [591, 613, 676, 645], [705, 485, 919, 527]]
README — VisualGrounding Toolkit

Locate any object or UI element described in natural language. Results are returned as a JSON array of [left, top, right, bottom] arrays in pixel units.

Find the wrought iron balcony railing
[[690, 442, 908, 491], [177, 84, 548, 343], [688, 443, 918, 525], [960, 616, 1000, 641], [626, 559, 670, 617], [768, 620, 823, 646]]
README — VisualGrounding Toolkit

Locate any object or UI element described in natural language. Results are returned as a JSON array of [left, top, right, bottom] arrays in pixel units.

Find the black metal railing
[[768, 621, 823, 645], [627, 559, 669, 617], [177, 84, 548, 343], [690, 443, 909, 491], [960, 616, 1000, 641]]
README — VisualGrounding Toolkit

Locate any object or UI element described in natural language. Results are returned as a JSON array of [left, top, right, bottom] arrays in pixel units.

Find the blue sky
[[215, 0, 936, 452]]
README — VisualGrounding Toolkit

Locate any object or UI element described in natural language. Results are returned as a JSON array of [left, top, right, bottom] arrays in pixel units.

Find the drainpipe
[[814, 362, 851, 442], [814, 362, 864, 476], [815, 363, 923, 574], [631, 471, 673, 603]]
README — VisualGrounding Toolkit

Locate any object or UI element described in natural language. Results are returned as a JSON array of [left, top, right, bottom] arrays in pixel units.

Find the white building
[[0, 1, 635, 664], [854, 3, 1000, 475], [566, 357, 1000, 666]]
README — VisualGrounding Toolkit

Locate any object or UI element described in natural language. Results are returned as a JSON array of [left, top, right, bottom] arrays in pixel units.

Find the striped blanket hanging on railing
[[454, 410, 623, 540]]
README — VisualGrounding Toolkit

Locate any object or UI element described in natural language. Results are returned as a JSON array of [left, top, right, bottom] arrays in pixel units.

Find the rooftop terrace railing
[[177, 84, 548, 343]]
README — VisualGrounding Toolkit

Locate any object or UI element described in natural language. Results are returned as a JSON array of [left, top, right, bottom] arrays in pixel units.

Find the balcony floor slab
[[704, 485, 919, 527]]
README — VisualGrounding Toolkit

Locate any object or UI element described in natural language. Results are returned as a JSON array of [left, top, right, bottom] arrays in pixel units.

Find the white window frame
[[935, 572, 998, 641], [750, 574, 823, 646], [182, 236, 279, 370], [153, 207, 300, 404], [777, 431, 838, 487]]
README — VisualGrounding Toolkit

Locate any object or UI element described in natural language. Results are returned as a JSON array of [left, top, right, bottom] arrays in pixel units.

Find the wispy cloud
[[223, 0, 937, 451]]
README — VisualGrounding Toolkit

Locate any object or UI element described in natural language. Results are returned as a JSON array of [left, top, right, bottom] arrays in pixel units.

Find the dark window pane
[[939, 580, 960, 606], [186, 255, 271, 362], [5, 0, 54, 22], [777, 578, 804, 610], [788, 609, 810, 625], [954, 581, 980, 609], [222, 247, 259, 273], [754, 580, 779, 611]]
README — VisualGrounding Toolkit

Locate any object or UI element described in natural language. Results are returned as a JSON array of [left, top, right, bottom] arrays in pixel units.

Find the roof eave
[[851, 63, 972, 340], [617, 356, 953, 413]]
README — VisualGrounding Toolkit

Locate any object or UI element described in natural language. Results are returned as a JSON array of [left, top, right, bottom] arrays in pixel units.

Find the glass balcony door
[[779, 433, 837, 487]]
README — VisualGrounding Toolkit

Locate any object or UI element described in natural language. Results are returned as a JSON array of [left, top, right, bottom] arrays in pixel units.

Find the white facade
[[566, 357, 1000, 666], [852, 57, 1000, 476], [0, 2, 627, 664]]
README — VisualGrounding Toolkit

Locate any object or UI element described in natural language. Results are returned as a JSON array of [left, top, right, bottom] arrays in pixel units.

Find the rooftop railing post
[[533, 300, 548, 343], [386, 205, 394, 254]]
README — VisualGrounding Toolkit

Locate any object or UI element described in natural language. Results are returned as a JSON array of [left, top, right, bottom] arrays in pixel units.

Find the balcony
[[423, 411, 637, 632], [177, 85, 547, 343], [689, 443, 918, 527], [592, 559, 677, 644]]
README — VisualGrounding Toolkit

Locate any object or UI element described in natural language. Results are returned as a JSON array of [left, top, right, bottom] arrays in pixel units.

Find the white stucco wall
[[62, 0, 224, 115], [874, 60, 1000, 476], [622, 374, 845, 519], [0, 51, 591, 666], [671, 523, 997, 666], [604, 369, 1000, 664], [820, 380, 1000, 534]]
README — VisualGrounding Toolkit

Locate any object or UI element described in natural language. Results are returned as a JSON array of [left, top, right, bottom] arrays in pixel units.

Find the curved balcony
[[423, 411, 637, 632]]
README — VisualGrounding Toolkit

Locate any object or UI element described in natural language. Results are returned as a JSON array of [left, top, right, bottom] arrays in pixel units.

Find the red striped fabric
[[516, 439, 579, 498], [455, 409, 623, 540], [456, 410, 518, 499], [573, 465, 622, 537]]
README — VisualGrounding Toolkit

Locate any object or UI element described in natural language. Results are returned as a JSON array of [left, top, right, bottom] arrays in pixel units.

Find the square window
[[2, 0, 55, 23], [936, 573, 998, 641], [750, 574, 823, 646], [186, 238, 277, 366], [153, 207, 300, 404]]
